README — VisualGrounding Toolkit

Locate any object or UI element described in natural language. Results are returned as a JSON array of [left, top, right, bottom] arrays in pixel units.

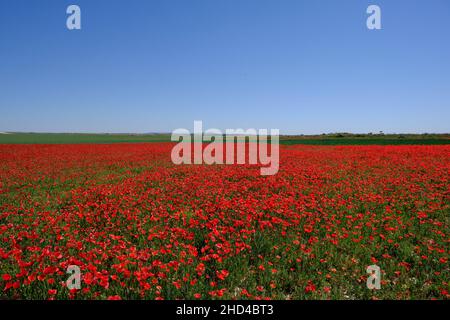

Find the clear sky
[[0, 0, 449, 134]]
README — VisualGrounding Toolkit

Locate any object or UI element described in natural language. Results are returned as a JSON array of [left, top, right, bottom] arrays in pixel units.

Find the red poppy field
[[0, 143, 448, 300]]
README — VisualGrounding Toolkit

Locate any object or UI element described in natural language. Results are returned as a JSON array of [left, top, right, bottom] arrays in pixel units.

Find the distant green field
[[280, 138, 450, 145], [0, 133, 171, 144], [0, 133, 449, 145]]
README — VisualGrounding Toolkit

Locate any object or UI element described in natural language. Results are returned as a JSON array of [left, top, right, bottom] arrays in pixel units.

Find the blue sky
[[0, 0, 449, 134]]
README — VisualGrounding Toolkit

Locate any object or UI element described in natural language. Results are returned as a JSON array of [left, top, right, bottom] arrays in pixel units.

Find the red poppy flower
[[2, 274, 12, 281]]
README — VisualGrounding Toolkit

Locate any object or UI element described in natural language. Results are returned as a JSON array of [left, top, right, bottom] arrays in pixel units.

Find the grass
[[0, 132, 449, 145], [279, 138, 450, 145], [0, 133, 171, 144]]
